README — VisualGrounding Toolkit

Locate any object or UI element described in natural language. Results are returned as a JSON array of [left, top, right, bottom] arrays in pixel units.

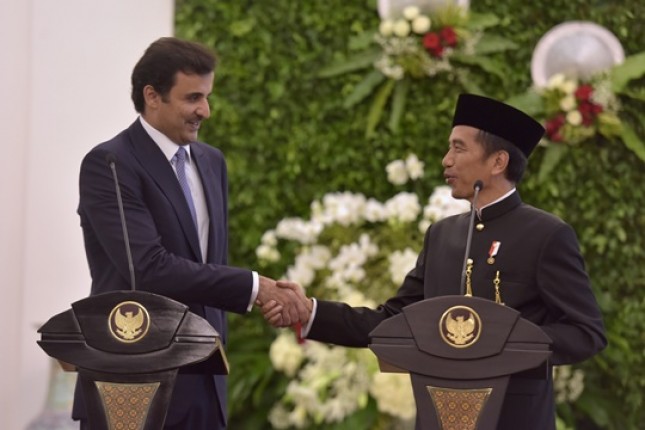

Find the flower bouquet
[[318, 3, 517, 137], [541, 73, 621, 146], [507, 51, 645, 181]]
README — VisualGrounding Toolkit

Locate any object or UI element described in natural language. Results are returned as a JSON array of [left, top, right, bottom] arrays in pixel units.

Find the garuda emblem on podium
[[439, 306, 482, 348], [109, 301, 151, 343]]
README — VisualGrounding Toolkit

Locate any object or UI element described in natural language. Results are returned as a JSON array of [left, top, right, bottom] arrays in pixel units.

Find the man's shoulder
[[517, 203, 567, 227], [86, 120, 139, 154], [191, 141, 225, 161]]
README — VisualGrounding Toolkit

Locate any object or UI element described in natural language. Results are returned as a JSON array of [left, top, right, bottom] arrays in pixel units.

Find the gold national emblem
[[439, 306, 482, 348], [108, 301, 150, 343]]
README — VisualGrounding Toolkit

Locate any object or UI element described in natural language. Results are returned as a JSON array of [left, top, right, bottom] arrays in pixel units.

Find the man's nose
[[197, 99, 210, 119]]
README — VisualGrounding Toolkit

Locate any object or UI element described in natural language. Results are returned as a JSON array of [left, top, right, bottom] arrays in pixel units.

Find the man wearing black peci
[[264, 94, 607, 430]]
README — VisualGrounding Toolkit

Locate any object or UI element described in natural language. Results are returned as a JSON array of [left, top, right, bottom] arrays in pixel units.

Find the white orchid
[[405, 153, 425, 179], [386, 159, 409, 185]]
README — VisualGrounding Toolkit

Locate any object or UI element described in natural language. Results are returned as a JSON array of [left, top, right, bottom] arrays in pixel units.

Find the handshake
[[256, 276, 312, 328]]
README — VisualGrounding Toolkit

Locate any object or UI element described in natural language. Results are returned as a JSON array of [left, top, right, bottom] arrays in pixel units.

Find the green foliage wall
[[175, 0, 644, 428]]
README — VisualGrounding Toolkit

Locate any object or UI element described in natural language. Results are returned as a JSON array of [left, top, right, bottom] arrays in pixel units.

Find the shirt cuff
[[247, 271, 259, 312], [300, 298, 317, 338]]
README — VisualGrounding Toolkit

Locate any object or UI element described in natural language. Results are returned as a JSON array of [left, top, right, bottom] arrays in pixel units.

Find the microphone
[[459, 180, 483, 295], [105, 153, 136, 291]]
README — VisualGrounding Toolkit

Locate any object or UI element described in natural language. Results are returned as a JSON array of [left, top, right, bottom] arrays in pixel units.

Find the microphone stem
[[109, 162, 136, 291], [460, 186, 481, 295]]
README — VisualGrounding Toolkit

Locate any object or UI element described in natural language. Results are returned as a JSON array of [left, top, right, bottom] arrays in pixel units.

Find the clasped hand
[[256, 277, 311, 327]]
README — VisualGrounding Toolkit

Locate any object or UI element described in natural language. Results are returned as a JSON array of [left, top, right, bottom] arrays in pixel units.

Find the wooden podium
[[369, 296, 552, 430], [37, 290, 227, 430]]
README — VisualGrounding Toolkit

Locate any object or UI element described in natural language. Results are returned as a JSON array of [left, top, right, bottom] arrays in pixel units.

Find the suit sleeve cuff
[[301, 298, 317, 338], [247, 271, 259, 312]]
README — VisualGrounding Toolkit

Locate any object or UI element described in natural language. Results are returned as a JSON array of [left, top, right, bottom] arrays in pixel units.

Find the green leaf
[[348, 31, 375, 51], [467, 12, 500, 29], [575, 391, 612, 428], [366, 79, 395, 138], [388, 79, 409, 133], [318, 49, 381, 78], [618, 122, 645, 162], [506, 91, 544, 116], [474, 34, 518, 54], [229, 18, 256, 37], [618, 87, 645, 102], [450, 54, 506, 80], [343, 70, 386, 108], [537, 144, 568, 182], [610, 51, 645, 93], [455, 72, 483, 94]]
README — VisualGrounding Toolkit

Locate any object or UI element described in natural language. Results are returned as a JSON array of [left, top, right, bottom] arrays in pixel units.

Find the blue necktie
[[174, 147, 198, 228]]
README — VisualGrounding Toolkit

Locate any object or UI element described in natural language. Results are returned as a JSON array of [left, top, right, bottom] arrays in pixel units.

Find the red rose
[[578, 102, 592, 114], [545, 115, 565, 139], [440, 26, 458, 47], [423, 32, 441, 50], [578, 102, 603, 125], [575, 84, 593, 101], [431, 45, 445, 57]]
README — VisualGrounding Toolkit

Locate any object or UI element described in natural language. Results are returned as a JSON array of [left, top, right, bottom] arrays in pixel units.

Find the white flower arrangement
[[553, 365, 585, 404], [258, 154, 470, 427], [259, 158, 589, 427]]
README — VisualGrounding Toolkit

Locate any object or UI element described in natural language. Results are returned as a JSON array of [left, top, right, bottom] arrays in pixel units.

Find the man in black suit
[[74, 37, 308, 429], [265, 94, 607, 430]]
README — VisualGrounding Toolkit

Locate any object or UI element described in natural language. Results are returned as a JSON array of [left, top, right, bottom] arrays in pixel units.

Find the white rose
[[566, 110, 582, 126], [386, 159, 409, 185], [561, 79, 578, 94], [411, 15, 431, 34], [392, 19, 411, 38], [379, 19, 394, 37], [559, 95, 576, 112], [547, 73, 565, 89], [402, 6, 420, 20]]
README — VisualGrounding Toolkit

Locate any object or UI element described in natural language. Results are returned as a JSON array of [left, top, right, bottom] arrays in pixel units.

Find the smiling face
[[142, 71, 214, 145], [442, 125, 507, 205]]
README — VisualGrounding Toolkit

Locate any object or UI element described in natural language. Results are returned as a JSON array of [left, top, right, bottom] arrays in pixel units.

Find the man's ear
[[142, 85, 160, 110], [492, 150, 509, 175]]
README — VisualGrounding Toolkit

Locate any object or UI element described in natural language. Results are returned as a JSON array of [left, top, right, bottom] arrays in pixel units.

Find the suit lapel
[[126, 120, 203, 261], [191, 143, 222, 264]]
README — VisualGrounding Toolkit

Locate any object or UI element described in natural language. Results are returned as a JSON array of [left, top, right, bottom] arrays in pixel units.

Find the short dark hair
[[475, 130, 528, 184], [131, 37, 217, 113]]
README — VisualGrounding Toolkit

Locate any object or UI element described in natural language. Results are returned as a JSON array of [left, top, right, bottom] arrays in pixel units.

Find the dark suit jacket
[[309, 191, 607, 430], [73, 119, 253, 429]]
